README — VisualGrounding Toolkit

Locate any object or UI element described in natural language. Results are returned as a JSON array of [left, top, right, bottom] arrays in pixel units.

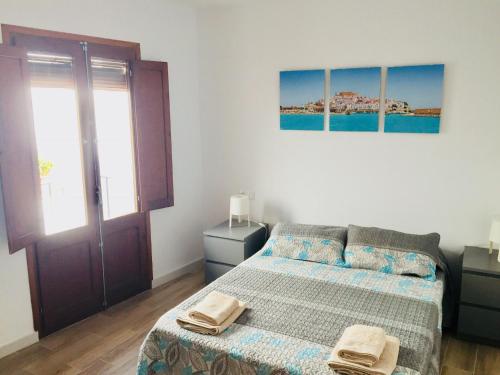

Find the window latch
[[95, 186, 102, 206]]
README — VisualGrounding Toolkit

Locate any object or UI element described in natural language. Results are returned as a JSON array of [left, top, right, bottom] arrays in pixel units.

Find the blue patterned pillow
[[344, 225, 441, 281], [260, 223, 347, 266]]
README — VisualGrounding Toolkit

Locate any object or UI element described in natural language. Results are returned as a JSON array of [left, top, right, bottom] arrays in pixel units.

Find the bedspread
[[137, 252, 444, 375]]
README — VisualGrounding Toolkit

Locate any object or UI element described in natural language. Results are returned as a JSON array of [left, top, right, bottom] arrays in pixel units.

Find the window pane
[[28, 53, 87, 235], [91, 58, 137, 220]]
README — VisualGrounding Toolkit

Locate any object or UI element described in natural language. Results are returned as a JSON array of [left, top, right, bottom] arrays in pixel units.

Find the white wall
[[0, 0, 203, 354], [0, 186, 37, 356], [197, 0, 500, 268]]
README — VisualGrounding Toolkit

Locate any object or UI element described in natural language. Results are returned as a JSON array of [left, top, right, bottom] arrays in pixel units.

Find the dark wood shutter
[[0, 45, 44, 253], [131, 60, 174, 211]]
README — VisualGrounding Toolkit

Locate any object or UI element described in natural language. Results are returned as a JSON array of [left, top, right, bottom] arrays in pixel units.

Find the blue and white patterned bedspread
[[137, 252, 444, 375]]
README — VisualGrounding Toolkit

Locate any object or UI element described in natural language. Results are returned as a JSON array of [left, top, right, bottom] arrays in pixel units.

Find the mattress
[[137, 251, 444, 375]]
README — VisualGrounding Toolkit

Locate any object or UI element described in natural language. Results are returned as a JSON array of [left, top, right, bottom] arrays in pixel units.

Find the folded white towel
[[176, 300, 246, 335], [337, 324, 387, 367], [328, 335, 400, 375], [187, 291, 240, 326]]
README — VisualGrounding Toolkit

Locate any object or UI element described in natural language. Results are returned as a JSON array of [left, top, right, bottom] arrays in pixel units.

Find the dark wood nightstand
[[457, 246, 500, 344], [203, 220, 267, 284]]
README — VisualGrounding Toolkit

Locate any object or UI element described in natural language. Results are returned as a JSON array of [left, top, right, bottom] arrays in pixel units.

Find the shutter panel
[[0, 45, 44, 253], [131, 60, 174, 211]]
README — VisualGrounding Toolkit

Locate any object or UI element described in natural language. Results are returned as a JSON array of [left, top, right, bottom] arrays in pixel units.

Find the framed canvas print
[[384, 64, 444, 133], [280, 70, 325, 131], [329, 67, 381, 132]]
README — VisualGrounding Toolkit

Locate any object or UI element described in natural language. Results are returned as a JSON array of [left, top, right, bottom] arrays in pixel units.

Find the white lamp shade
[[490, 217, 500, 244], [230, 194, 249, 216]]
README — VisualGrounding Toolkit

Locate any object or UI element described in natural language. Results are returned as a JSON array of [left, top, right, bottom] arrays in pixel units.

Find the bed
[[137, 246, 444, 375]]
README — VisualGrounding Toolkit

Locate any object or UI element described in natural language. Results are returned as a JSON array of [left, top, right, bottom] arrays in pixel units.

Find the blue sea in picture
[[329, 113, 378, 132], [385, 114, 440, 133], [280, 114, 324, 131]]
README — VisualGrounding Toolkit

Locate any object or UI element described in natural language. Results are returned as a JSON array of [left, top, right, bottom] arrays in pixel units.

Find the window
[[91, 57, 137, 220], [28, 52, 88, 234], [0, 25, 174, 254]]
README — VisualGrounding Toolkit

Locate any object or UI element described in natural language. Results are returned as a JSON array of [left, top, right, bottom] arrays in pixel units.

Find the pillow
[[261, 222, 347, 266], [344, 224, 441, 281]]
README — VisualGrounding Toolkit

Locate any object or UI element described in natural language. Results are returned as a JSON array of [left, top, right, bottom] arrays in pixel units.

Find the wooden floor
[[0, 272, 205, 375], [0, 271, 499, 375], [441, 334, 500, 375]]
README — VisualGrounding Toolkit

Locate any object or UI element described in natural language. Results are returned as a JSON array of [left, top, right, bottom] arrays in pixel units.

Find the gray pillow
[[344, 224, 441, 280], [261, 222, 347, 266]]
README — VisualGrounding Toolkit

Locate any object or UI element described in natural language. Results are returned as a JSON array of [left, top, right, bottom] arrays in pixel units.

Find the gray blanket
[[138, 255, 442, 375]]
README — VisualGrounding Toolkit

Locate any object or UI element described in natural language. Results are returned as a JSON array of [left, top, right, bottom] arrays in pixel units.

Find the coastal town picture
[[279, 70, 325, 130], [384, 64, 444, 133], [330, 67, 381, 132], [279, 64, 444, 134]]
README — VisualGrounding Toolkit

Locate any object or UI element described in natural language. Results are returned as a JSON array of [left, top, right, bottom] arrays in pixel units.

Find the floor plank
[[475, 344, 500, 375], [1, 270, 499, 375], [67, 329, 137, 370], [441, 365, 473, 375], [0, 345, 52, 374], [440, 333, 449, 363], [73, 359, 111, 375], [442, 336, 478, 372], [24, 333, 102, 374]]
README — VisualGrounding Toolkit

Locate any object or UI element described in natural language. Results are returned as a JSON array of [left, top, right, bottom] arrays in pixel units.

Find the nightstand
[[203, 220, 267, 284], [457, 246, 500, 344]]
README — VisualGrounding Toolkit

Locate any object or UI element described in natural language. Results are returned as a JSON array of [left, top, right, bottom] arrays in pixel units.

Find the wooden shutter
[[131, 60, 174, 211], [0, 45, 44, 253]]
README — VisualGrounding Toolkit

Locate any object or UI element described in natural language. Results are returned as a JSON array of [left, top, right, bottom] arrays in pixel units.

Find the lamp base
[[228, 214, 251, 228], [490, 241, 500, 262]]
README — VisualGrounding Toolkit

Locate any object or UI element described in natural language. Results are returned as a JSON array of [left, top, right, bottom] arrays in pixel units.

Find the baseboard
[[152, 257, 204, 289], [0, 332, 38, 359]]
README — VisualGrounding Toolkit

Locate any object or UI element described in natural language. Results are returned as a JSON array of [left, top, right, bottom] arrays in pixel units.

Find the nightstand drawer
[[461, 273, 500, 309], [205, 262, 233, 283], [458, 305, 500, 342], [204, 236, 245, 265]]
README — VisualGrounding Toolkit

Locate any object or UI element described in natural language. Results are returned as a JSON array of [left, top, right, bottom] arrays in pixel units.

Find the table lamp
[[489, 216, 500, 262], [229, 194, 250, 228]]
